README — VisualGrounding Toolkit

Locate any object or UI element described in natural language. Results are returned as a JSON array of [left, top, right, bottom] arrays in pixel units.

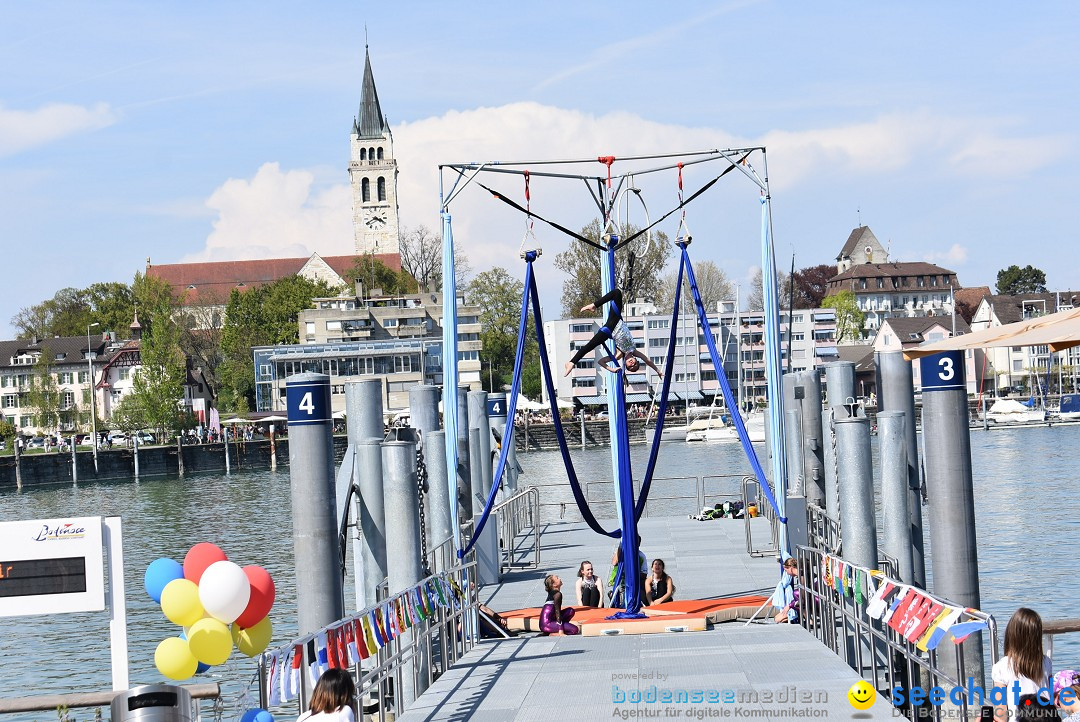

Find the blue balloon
[[241, 710, 273, 722], [144, 558, 184, 603]]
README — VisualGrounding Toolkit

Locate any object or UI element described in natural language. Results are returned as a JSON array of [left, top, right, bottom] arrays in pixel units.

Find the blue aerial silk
[[441, 211, 461, 555]]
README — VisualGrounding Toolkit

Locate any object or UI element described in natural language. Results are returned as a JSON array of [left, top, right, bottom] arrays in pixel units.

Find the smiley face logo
[[847, 680, 876, 710]]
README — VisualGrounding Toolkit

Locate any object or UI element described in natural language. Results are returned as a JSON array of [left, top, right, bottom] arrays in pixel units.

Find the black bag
[[1014, 692, 1059, 721]]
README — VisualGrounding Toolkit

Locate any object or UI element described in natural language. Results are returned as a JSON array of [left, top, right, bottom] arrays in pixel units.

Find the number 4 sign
[[286, 376, 332, 425], [919, 351, 966, 392]]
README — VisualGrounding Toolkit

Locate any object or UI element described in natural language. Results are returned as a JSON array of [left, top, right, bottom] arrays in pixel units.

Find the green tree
[[822, 290, 866, 343], [219, 275, 337, 411], [0, 418, 15, 441], [129, 272, 187, 441], [85, 281, 136, 334], [110, 393, 148, 436], [11, 282, 135, 340], [466, 268, 541, 392], [996, 265, 1048, 295], [346, 255, 417, 296], [26, 348, 61, 435], [555, 221, 671, 316]]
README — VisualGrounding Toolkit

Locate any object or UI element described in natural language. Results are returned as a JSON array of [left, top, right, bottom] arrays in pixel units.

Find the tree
[[346, 254, 417, 296], [0, 418, 14, 441], [789, 264, 836, 309], [85, 282, 136, 334], [822, 291, 866, 343], [400, 225, 441, 293], [218, 275, 337, 411], [25, 348, 61, 435], [996, 265, 1048, 295], [11, 282, 134, 340], [746, 267, 790, 311], [466, 267, 538, 391], [555, 220, 671, 316], [129, 272, 187, 441], [657, 260, 733, 314]]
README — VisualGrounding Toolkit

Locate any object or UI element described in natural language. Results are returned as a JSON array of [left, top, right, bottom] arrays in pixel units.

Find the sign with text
[[0, 516, 105, 617], [286, 377, 331, 425], [919, 351, 966, 393], [486, 396, 507, 418]]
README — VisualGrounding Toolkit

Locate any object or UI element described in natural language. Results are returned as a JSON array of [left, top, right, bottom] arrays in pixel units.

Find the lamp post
[[87, 322, 99, 472]]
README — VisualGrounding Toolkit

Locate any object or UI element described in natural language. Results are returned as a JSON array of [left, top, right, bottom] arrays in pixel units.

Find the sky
[[3, 1, 1079, 338]]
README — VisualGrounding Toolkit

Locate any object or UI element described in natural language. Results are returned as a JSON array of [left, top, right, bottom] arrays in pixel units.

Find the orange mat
[[499, 595, 769, 636]]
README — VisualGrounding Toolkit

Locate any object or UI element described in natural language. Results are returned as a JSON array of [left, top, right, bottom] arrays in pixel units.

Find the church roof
[[353, 48, 389, 139], [147, 253, 401, 305], [828, 261, 956, 283], [836, 226, 881, 260]]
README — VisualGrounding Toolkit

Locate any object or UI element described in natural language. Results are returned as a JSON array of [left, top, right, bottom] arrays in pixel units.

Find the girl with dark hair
[[645, 559, 675, 605], [298, 668, 357, 722], [575, 561, 605, 608], [539, 575, 579, 635], [992, 607, 1054, 721]]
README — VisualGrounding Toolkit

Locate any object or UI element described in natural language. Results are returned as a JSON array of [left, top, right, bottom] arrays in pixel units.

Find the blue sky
[[3, 2, 1079, 337]]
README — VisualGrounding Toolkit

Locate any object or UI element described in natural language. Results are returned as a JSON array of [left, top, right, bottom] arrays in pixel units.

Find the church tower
[[350, 48, 400, 256]]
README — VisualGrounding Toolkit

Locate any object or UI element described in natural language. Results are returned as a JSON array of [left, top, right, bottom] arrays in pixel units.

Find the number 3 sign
[[918, 351, 966, 392]]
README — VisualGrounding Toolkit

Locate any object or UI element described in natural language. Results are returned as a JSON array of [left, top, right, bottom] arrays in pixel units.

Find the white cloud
[[186, 162, 352, 262], [924, 244, 968, 265], [0, 102, 117, 157]]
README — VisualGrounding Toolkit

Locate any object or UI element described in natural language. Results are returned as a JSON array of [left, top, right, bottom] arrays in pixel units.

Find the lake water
[[1, 424, 1077, 718]]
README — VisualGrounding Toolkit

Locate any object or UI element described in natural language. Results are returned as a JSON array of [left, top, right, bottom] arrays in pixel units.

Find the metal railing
[[581, 473, 749, 519], [0, 684, 221, 721], [258, 561, 479, 721], [807, 502, 841, 554], [1041, 619, 1080, 667], [796, 545, 997, 722], [742, 476, 779, 557], [492, 486, 541, 572]]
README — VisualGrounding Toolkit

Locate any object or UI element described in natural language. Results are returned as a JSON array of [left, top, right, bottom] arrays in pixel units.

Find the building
[[350, 48, 400, 256], [0, 321, 214, 435], [253, 287, 482, 413], [970, 292, 1080, 395], [544, 300, 838, 409], [872, 315, 978, 393], [836, 226, 889, 274]]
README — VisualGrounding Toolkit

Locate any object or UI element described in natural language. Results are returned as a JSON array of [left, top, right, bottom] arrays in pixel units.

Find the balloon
[[232, 616, 272, 657], [144, 558, 184, 603], [178, 631, 211, 673], [199, 560, 251, 623], [241, 710, 274, 722], [187, 617, 233, 665], [184, 542, 227, 584], [155, 637, 198, 680], [234, 566, 276, 628], [161, 579, 204, 627]]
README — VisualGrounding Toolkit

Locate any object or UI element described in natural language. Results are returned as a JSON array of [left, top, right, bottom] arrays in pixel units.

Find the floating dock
[[399, 516, 897, 720]]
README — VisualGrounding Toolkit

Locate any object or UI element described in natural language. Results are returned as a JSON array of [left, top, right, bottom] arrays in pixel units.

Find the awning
[[904, 305, 1080, 360], [626, 393, 652, 403], [815, 346, 839, 357], [574, 395, 608, 405], [625, 373, 647, 384], [682, 390, 704, 400]]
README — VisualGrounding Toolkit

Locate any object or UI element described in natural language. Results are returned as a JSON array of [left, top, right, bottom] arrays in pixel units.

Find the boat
[[685, 417, 737, 442], [983, 399, 1047, 424], [1060, 393, 1080, 421]]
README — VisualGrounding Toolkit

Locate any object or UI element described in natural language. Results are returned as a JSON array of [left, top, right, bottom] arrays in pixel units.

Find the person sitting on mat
[[772, 556, 800, 623], [539, 575, 579, 635], [645, 559, 675, 606], [576, 560, 605, 608]]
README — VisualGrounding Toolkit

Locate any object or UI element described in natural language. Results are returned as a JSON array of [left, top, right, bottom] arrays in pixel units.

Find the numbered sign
[[486, 396, 507, 418], [286, 376, 331, 425], [919, 351, 966, 392], [0, 516, 106, 617]]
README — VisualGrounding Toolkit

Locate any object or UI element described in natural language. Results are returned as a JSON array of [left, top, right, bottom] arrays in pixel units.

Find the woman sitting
[[576, 560, 605, 608], [539, 575, 579, 635], [645, 559, 675, 606]]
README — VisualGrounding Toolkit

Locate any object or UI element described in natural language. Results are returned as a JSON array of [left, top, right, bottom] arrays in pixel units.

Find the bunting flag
[[326, 627, 341, 669], [448, 576, 464, 604], [368, 611, 384, 649], [334, 625, 348, 668], [432, 578, 448, 607], [344, 622, 359, 665], [881, 588, 909, 625], [854, 570, 865, 605], [887, 590, 925, 634], [832, 560, 844, 596], [415, 588, 430, 620], [903, 599, 944, 643], [823, 555, 834, 587], [363, 614, 380, 651], [866, 581, 897, 619], [396, 598, 410, 630], [306, 639, 320, 686], [406, 593, 421, 625], [287, 645, 303, 702], [265, 650, 282, 707], [946, 618, 989, 644], [917, 607, 963, 652], [316, 632, 330, 674], [353, 619, 370, 660]]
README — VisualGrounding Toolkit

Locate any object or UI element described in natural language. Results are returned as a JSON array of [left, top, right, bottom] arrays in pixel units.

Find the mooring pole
[[382, 439, 428, 708], [71, 435, 78, 484], [132, 434, 140, 481], [878, 411, 914, 584], [467, 391, 493, 496], [799, 370, 826, 508], [176, 436, 184, 478], [487, 392, 508, 497], [410, 385, 441, 437], [346, 379, 386, 610], [286, 372, 344, 635], [920, 351, 984, 686], [834, 416, 877, 569], [470, 426, 500, 584], [425, 430, 453, 572]]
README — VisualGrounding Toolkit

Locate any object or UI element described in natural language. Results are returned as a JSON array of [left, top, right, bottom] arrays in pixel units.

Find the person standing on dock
[[991, 608, 1054, 721]]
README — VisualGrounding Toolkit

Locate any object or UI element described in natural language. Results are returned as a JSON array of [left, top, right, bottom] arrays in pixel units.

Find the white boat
[[984, 399, 1047, 424], [685, 417, 738, 442], [644, 423, 689, 443], [741, 412, 766, 443]]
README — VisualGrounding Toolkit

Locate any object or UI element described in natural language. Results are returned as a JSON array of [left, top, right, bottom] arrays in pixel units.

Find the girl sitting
[[539, 575, 579, 635]]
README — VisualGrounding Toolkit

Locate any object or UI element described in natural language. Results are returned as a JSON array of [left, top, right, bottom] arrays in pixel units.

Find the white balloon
[[198, 560, 251, 623]]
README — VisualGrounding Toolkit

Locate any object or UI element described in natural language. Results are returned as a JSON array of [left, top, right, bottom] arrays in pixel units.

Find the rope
[[679, 242, 786, 521], [477, 181, 605, 250]]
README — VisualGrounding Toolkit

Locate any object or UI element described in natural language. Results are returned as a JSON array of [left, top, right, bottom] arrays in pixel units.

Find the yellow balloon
[[232, 616, 273, 657], [155, 637, 198, 681], [188, 617, 233, 665], [161, 579, 204, 627]]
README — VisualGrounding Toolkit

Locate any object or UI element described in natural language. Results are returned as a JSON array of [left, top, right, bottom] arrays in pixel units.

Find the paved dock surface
[[401, 515, 897, 721]]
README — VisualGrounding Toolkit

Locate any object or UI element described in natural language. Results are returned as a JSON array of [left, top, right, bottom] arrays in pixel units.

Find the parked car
[[26, 437, 46, 449], [133, 431, 155, 445], [0, 439, 6, 451]]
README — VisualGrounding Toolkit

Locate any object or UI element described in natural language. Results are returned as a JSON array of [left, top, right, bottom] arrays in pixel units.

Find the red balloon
[[234, 565, 275, 629], [184, 543, 227, 584]]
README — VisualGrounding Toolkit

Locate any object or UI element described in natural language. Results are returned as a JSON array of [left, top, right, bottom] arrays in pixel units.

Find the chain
[[416, 437, 430, 573], [828, 406, 842, 555]]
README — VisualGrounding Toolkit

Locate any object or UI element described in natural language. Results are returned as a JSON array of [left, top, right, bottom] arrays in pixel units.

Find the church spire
[[353, 46, 389, 138]]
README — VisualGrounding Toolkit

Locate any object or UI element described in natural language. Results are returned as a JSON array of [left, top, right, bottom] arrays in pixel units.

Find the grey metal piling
[[382, 439, 428, 708], [470, 427, 500, 584], [409, 385, 441, 437], [352, 378, 386, 440], [487, 392, 508, 492], [784, 408, 804, 496], [356, 438, 388, 607], [919, 351, 984, 685], [799, 371, 826, 508], [133, 434, 140, 481], [456, 387, 473, 520], [834, 416, 878, 569], [176, 436, 184, 478], [822, 407, 839, 521], [286, 373, 344, 635], [823, 361, 857, 417], [467, 391, 492, 496], [424, 430, 453, 572], [875, 350, 926, 588], [878, 411, 914, 584]]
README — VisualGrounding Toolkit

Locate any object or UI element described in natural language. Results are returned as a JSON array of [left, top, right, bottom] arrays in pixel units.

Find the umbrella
[[555, 397, 575, 409], [260, 415, 288, 422], [517, 394, 543, 411], [220, 417, 252, 425], [333, 410, 347, 419]]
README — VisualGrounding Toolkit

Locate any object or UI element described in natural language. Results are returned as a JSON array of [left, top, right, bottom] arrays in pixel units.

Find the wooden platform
[[499, 595, 769, 637]]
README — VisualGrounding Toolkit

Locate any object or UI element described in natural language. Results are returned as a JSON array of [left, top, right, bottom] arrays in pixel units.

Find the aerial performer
[[562, 252, 662, 378]]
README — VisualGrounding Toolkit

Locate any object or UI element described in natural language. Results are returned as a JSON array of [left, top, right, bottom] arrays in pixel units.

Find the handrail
[[491, 485, 541, 571], [0, 683, 221, 715], [1040, 619, 1080, 666], [743, 475, 779, 557]]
